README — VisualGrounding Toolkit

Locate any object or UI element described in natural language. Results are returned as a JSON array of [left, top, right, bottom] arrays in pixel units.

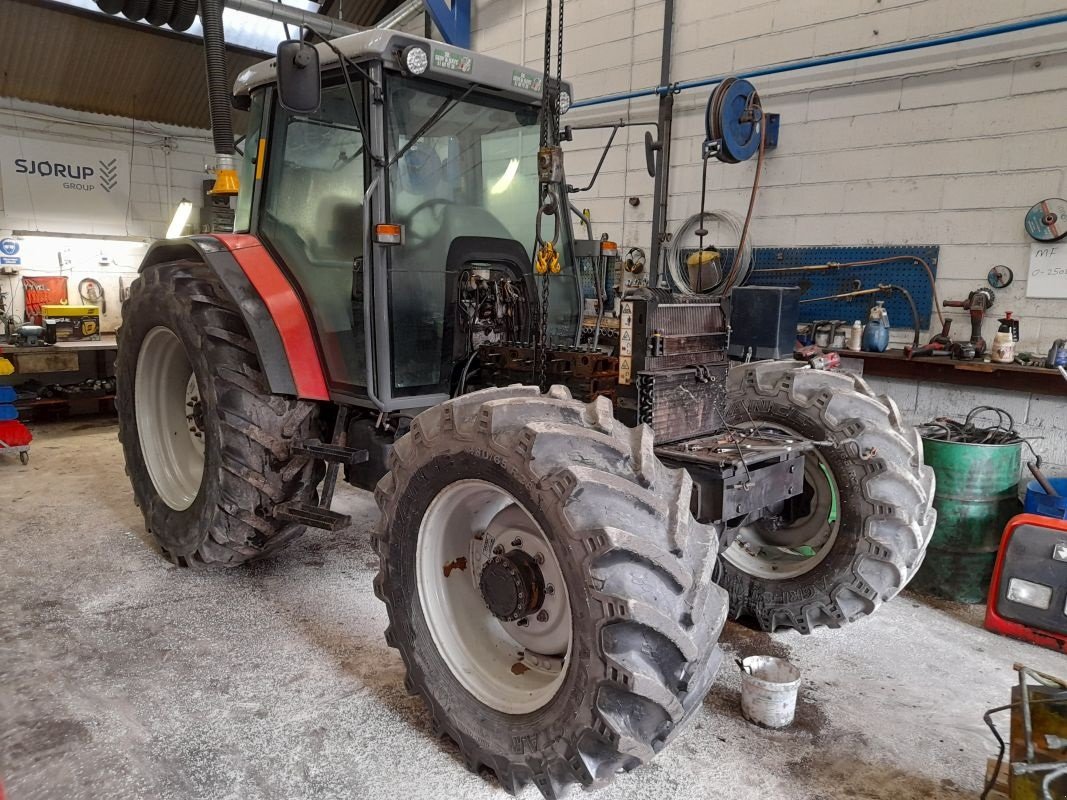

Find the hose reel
[[704, 77, 779, 164]]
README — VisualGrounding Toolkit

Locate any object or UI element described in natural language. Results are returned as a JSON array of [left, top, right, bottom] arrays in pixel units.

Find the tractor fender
[[139, 234, 329, 400]]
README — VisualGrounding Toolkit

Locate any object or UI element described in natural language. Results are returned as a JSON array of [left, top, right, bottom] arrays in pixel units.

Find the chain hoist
[[533, 0, 566, 390]]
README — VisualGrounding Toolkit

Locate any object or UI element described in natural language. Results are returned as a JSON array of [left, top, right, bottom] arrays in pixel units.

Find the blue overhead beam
[[423, 0, 471, 49]]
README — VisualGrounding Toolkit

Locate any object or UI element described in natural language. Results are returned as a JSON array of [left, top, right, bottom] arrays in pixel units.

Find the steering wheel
[[400, 197, 455, 248]]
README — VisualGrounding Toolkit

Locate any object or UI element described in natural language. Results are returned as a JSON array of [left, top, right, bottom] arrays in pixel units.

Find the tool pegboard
[[713, 245, 940, 329]]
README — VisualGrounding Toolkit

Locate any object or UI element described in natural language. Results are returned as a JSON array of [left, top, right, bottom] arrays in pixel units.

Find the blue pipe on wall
[[571, 12, 1067, 109]]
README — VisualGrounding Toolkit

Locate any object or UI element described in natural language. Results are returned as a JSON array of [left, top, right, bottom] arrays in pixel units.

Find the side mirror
[[276, 40, 320, 114], [644, 130, 661, 178]]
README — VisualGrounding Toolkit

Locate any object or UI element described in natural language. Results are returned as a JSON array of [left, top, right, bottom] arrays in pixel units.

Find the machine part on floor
[[116, 260, 333, 565], [374, 386, 728, 797], [980, 665, 1067, 800], [714, 361, 936, 633], [944, 286, 995, 357], [989, 264, 1015, 290], [1025, 198, 1067, 242], [984, 516, 1067, 654]]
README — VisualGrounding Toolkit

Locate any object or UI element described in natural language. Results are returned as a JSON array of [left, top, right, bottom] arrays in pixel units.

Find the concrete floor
[[2, 418, 1066, 800]]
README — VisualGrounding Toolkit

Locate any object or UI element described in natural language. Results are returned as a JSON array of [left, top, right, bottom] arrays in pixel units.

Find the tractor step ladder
[[277, 409, 366, 532]]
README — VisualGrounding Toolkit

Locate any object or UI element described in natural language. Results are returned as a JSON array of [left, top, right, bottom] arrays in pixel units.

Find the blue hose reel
[[704, 77, 779, 163]]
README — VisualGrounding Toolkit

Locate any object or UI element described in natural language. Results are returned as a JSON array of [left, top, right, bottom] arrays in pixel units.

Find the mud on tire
[[116, 259, 325, 566], [374, 385, 729, 798], [721, 361, 936, 633]]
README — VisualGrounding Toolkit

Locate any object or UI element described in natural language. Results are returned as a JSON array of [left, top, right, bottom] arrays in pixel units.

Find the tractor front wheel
[[374, 385, 728, 798], [116, 260, 325, 566]]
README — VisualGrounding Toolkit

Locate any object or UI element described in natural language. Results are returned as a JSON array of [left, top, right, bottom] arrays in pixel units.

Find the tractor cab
[[232, 32, 580, 411]]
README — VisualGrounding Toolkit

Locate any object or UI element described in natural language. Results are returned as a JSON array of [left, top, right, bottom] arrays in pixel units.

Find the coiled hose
[[665, 210, 754, 294], [95, 0, 232, 157]]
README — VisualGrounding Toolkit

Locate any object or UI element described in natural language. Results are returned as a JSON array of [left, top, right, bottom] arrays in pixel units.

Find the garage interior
[[2, 2, 1067, 800]]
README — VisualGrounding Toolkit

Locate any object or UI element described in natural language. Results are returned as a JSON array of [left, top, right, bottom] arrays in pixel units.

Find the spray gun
[[942, 287, 995, 358]]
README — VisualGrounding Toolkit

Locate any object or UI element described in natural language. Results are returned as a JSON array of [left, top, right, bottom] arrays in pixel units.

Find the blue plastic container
[[0, 386, 14, 403], [0, 405, 16, 421], [1025, 478, 1067, 521]]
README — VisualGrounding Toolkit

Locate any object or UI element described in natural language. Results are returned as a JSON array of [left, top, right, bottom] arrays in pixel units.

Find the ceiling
[[0, 0, 406, 131]]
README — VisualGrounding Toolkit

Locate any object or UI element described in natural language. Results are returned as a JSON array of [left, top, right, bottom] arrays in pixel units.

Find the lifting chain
[[534, 0, 566, 390]]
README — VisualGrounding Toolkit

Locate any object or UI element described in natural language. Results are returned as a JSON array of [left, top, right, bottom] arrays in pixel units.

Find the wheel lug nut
[[516, 617, 529, 627], [536, 610, 549, 622], [492, 544, 504, 555], [511, 538, 522, 548], [545, 584, 554, 595], [535, 552, 545, 565]]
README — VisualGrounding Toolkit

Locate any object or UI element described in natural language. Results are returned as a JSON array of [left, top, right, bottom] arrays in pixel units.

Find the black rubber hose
[[96, 0, 126, 13], [122, 0, 151, 21], [888, 284, 921, 349], [198, 0, 235, 156], [169, 0, 198, 31], [145, 0, 175, 26]]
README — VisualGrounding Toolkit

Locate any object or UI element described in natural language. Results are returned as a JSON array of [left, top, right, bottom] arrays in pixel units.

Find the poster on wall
[[22, 276, 69, 318], [0, 136, 130, 228], [1027, 243, 1067, 299]]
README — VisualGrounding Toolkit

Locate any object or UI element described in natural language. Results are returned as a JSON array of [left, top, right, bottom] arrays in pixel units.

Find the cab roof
[[233, 30, 573, 106]]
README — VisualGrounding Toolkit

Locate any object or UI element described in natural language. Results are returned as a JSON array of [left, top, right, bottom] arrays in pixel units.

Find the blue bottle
[[862, 301, 891, 353]]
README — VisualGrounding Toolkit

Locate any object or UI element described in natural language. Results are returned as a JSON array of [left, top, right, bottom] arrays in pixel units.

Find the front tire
[[720, 361, 936, 633], [116, 259, 325, 566], [374, 385, 728, 798]]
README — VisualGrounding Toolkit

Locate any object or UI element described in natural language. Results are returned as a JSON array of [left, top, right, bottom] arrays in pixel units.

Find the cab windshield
[[385, 74, 579, 396]]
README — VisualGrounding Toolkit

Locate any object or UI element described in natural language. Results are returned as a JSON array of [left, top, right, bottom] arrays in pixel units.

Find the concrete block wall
[[470, 0, 1067, 354], [471, 0, 1067, 475]]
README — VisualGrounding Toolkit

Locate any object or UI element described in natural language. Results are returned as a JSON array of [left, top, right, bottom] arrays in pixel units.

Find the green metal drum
[[910, 437, 1022, 603]]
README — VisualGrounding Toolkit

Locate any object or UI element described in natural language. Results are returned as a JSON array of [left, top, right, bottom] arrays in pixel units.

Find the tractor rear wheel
[[720, 361, 936, 633], [374, 385, 728, 798], [116, 259, 325, 566]]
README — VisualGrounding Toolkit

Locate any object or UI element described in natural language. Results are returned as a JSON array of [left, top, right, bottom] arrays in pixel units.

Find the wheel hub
[[479, 550, 545, 622]]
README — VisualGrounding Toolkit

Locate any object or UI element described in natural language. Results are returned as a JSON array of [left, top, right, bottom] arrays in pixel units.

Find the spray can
[[862, 302, 890, 353], [848, 320, 863, 352]]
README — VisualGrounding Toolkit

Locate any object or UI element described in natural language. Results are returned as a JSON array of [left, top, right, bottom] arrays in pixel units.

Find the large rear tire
[[720, 361, 936, 633], [116, 260, 325, 566], [374, 385, 728, 798]]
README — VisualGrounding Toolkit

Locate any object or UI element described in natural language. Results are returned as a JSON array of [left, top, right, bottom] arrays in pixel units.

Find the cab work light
[[375, 224, 405, 246], [985, 514, 1067, 654]]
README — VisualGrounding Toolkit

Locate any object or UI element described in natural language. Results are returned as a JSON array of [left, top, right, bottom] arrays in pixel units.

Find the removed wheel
[[720, 361, 936, 633], [374, 385, 728, 798], [116, 259, 325, 566]]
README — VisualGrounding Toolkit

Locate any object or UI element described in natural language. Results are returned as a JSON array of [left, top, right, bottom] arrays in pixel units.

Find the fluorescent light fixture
[[1007, 577, 1053, 610], [165, 200, 194, 239], [490, 159, 521, 196]]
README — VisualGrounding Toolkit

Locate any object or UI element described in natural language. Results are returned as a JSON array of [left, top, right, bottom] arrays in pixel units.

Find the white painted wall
[[0, 98, 216, 332], [470, 0, 1067, 476]]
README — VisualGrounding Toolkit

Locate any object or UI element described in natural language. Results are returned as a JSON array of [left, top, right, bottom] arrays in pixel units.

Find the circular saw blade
[[1025, 198, 1067, 242]]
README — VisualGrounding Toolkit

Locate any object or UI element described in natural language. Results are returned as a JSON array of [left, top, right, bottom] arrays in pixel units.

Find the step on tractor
[[111, 15, 936, 798]]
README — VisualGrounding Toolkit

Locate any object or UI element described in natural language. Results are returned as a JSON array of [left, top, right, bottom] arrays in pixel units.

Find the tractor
[[109, 14, 935, 799]]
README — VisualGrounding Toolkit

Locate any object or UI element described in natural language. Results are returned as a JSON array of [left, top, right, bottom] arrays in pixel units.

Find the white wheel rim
[[416, 479, 572, 715], [134, 326, 205, 511], [722, 422, 840, 580]]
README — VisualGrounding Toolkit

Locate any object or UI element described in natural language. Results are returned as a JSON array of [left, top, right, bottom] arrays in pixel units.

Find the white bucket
[[739, 655, 802, 729]]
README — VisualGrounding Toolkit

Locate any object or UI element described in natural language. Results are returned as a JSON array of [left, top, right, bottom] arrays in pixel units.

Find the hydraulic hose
[[198, 0, 235, 158]]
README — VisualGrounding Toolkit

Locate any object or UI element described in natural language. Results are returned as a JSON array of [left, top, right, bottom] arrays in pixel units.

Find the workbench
[[1, 334, 118, 417], [836, 349, 1067, 398]]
